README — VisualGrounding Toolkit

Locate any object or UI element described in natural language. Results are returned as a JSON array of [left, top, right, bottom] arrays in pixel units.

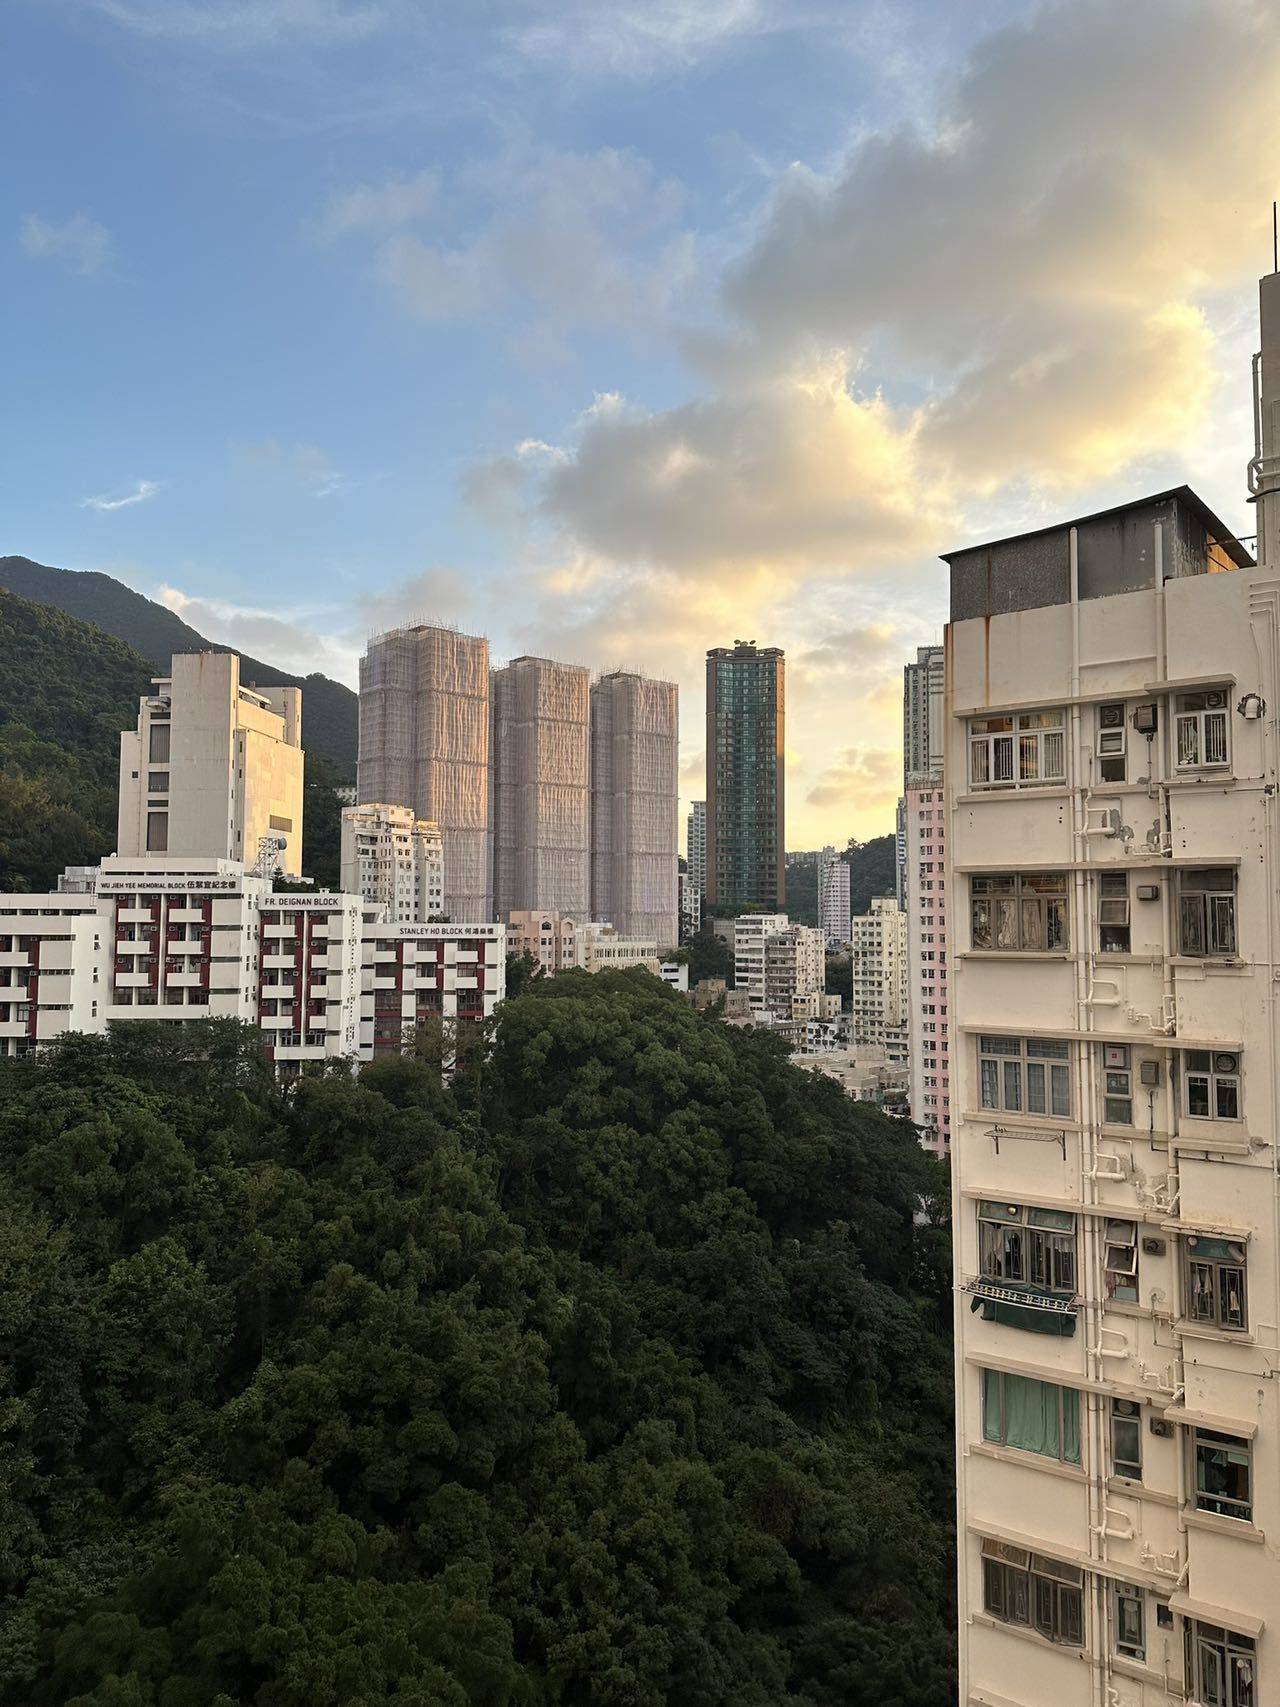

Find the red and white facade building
[[905, 776, 950, 1158], [0, 854, 504, 1069]]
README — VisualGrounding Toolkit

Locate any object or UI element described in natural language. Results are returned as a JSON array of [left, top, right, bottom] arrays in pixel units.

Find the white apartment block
[[818, 846, 851, 948], [0, 893, 106, 1055], [579, 922, 661, 976], [946, 479, 1276, 1707], [733, 912, 824, 1021], [686, 800, 707, 897], [906, 780, 950, 1159], [118, 652, 303, 876], [340, 802, 444, 924], [678, 869, 701, 938], [849, 895, 907, 1052]]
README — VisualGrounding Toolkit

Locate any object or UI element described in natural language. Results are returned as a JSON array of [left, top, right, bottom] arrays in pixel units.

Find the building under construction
[[590, 671, 679, 947], [357, 625, 493, 921], [491, 655, 591, 916], [359, 627, 678, 944]]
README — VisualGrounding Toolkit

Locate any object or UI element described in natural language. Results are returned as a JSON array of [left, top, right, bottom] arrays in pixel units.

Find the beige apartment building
[[340, 801, 444, 924], [946, 483, 1274, 1707], [118, 652, 303, 876], [849, 894, 908, 1056]]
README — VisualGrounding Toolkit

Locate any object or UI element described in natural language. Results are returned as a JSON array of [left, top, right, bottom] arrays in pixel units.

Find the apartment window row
[[977, 1033, 1241, 1125], [967, 689, 1232, 791], [980, 1539, 1255, 1699], [966, 866, 1236, 959], [975, 1203, 1247, 1331]]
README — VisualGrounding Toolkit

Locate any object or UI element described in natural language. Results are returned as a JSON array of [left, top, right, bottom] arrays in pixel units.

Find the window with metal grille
[[968, 710, 1066, 789], [1178, 869, 1237, 958], [1182, 1235, 1248, 1331], [1175, 689, 1230, 770], [970, 873, 1068, 951]]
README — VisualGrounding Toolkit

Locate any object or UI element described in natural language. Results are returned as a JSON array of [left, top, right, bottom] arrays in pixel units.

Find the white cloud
[[504, 0, 771, 75], [156, 585, 358, 680], [91, 0, 385, 47], [80, 480, 160, 512], [314, 169, 439, 242], [21, 213, 112, 278]]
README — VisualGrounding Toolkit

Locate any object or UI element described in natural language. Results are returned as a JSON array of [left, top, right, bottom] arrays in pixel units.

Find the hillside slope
[[0, 555, 357, 770], [0, 588, 153, 889]]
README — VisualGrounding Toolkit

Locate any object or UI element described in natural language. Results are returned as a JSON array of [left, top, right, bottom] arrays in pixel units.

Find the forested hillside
[[0, 973, 956, 1706], [0, 589, 152, 889], [0, 555, 357, 770]]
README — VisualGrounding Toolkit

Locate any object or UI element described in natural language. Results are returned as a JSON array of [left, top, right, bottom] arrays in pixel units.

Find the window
[[1097, 701, 1128, 783], [1099, 871, 1131, 953], [982, 1369, 1080, 1464], [1183, 1236, 1248, 1332], [148, 722, 171, 764], [1104, 1220, 1139, 1302], [1111, 1398, 1142, 1479], [970, 874, 1068, 951], [969, 710, 1066, 789], [1175, 689, 1230, 771], [1178, 869, 1237, 958], [1185, 1621, 1256, 1706], [978, 1203, 1077, 1294], [1182, 1050, 1241, 1120], [146, 811, 169, 853], [1102, 1044, 1133, 1124], [1192, 1429, 1252, 1522], [1113, 1582, 1145, 1661], [147, 771, 170, 793], [978, 1035, 1072, 1117], [981, 1540, 1084, 1645]]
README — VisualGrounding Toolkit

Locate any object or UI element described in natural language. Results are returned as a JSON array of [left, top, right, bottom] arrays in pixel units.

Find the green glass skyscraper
[[705, 640, 785, 911]]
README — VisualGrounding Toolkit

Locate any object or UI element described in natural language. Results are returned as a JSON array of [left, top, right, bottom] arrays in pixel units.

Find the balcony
[[962, 1275, 1079, 1337], [262, 953, 300, 971], [164, 969, 203, 988], [117, 907, 155, 924], [168, 907, 206, 924]]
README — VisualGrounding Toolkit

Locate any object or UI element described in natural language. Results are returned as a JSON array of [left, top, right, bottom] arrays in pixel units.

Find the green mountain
[[786, 833, 899, 926], [0, 554, 357, 771], [0, 586, 344, 892]]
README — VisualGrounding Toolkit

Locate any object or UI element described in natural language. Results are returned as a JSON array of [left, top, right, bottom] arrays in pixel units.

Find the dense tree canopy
[[0, 972, 955, 1705]]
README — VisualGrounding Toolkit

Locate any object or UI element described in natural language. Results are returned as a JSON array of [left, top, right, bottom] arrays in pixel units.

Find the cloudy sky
[[5, 0, 1278, 846]]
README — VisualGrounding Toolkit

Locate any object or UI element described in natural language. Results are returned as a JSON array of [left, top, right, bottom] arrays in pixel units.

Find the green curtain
[[984, 1371, 1081, 1464]]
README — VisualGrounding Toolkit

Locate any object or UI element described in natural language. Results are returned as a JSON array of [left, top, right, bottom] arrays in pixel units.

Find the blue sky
[[4, 0, 1276, 843]]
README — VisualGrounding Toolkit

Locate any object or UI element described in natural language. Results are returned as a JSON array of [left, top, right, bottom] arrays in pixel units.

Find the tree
[[0, 993, 955, 1706]]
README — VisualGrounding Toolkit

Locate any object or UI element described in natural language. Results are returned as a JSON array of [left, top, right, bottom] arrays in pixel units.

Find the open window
[[1104, 1220, 1139, 1302], [1191, 1429, 1253, 1523], [1111, 1397, 1142, 1479], [1183, 1235, 1248, 1332], [1113, 1581, 1145, 1661], [1185, 1620, 1256, 1705], [978, 1202, 1077, 1294]]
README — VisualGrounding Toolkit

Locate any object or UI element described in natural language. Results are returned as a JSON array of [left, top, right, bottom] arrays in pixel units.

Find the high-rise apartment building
[[589, 671, 679, 947], [340, 802, 444, 924], [904, 643, 944, 778], [705, 641, 784, 911], [945, 477, 1273, 1705], [904, 780, 948, 1158], [118, 652, 303, 876], [849, 895, 907, 1053], [492, 656, 591, 917], [818, 845, 851, 948], [732, 912, 822, 1021], [357, 625, 492, 921], [686, 800, 707, 898]]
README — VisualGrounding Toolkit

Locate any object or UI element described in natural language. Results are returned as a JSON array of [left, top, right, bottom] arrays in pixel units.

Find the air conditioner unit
[[1136, 883, 1160, 901], [1149, 1418, 1174, 1438], [1139, 1060, 1161, 1087], [1141, 1236, 1166, 1256], [1133, 703, 1159, 735]]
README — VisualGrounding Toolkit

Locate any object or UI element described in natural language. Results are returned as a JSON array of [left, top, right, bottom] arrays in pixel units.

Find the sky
[[4, 0, 1279, 849]]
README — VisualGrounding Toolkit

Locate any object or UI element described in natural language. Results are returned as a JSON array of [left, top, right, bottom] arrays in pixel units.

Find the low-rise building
[[504, 909, 580, 974], [659, 959, 689, 992], [361, 920, 506, 1057], [579, 923, 661, 975]]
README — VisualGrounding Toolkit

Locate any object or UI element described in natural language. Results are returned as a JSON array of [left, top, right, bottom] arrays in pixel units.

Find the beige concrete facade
[[946, 487, 1273, 1707], [849, 894, 908, 1052], [118, 652, 304, 876]]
